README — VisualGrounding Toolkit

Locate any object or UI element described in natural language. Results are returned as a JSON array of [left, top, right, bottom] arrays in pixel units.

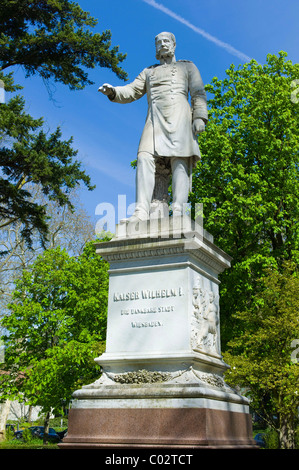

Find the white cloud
[[142, 0, 253, 62]]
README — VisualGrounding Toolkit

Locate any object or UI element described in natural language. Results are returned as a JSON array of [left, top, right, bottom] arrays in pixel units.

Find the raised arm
[[98, 69, 147, 104]]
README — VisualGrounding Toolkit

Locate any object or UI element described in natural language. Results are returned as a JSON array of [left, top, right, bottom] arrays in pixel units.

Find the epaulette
[[148, 64, 159, 69], [178, 60, 193, 63]]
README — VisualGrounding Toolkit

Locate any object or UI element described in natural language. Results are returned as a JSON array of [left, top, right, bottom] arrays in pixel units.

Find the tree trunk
[[27, 405, 33, 424], [43, 411, 50, 445], [0, 400, 11, 441], [279, 414, 296, 449]]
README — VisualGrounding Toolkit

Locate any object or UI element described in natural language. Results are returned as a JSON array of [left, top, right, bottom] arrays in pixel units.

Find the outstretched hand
[[98, 83, 115, 97]]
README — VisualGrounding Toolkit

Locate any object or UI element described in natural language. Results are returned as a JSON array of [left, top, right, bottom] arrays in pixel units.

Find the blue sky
[[10, 0, 299, 231]]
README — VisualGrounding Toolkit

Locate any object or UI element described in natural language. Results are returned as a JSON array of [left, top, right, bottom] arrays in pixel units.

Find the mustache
[[156, 49, 175, 60]]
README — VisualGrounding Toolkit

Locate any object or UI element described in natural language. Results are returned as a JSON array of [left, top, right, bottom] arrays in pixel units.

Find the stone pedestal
[[61, 217, 256, 448]]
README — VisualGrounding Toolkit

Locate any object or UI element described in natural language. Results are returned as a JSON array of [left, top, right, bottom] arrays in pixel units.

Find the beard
[[156, 47, 175, 61]]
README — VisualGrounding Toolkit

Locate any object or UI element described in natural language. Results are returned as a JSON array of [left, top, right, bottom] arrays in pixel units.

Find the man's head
[[155, 32, 176, 60]]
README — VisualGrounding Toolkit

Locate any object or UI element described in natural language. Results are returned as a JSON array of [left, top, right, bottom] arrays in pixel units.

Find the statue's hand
[[192, 118, 206, 136], [98, 83, 115, 97]]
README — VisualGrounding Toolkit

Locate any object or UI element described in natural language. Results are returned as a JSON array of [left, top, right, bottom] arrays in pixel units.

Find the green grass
[[0, 417, 67, 449], [0, 439, 59, 449]]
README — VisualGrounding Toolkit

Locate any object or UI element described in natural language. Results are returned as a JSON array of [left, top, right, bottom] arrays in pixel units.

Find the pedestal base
[[60, 406, 255, 449], [60, 371, 256, 449], [60, 221, 256, 449]]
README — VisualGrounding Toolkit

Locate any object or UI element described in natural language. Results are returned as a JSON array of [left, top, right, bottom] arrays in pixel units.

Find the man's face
[[155, 34, 175, 59]]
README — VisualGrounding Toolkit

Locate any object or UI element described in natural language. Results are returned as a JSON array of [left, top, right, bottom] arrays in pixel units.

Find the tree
[[191, 51, 299, 346], [190, 52, 299, 447], [0, 74, 95, 247], [223, 262, 299, 449], [0, 185, 95, 315], [0, 0, 127, 88], [0, 242, 109, 443], [0, 1, 127, 246]]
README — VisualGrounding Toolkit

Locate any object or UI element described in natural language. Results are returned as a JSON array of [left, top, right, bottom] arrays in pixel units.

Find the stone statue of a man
[[99, 32, 208, 222]]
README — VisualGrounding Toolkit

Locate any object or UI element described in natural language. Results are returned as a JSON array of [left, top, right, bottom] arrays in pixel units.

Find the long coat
[[110, 60, 208, 163]]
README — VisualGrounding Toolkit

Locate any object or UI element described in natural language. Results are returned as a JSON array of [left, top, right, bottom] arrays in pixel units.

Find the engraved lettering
[[121, 309, 130, 315], [141, 288, 180, 299], [130, 307, 157, 314], [131, 321, 163, 328], [141, 290, 149, 299], [114, 287, 183, 302], [158, 305, 174, 312], [113, 291, 140, 302]]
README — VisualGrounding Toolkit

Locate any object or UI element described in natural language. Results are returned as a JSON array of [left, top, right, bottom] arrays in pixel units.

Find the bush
[[264, 429, 279, 449], [21, 427, 34, 443], [5, 427, 14, 441]]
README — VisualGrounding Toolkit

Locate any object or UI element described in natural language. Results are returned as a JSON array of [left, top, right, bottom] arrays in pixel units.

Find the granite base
[[60, 406, 256, 449]]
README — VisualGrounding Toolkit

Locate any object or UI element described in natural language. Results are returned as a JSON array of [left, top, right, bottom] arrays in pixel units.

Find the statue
[[98, 32, 208, 222], [199, 291, 219, 353]]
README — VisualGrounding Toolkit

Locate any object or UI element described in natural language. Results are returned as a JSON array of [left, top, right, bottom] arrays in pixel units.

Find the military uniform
[[110, 60, 208, 163]]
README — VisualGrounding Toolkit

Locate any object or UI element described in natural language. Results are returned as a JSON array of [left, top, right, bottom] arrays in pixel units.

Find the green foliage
[[0, 242, 109, 415], [223, 262, 299, 448], [22, 427, 34, 443], [0, 72, 95, 246], [191, 51, 299, 448], [192, 51, 299, 346], [4, 426, 14, 441], [0, 0, 127, 87], [0, 439, 57, 449], [264, 428, 280, 449], [0, 1, 127, 246]]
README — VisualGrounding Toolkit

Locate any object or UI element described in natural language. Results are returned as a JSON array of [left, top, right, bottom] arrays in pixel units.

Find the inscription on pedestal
[[113, 287, 183, 301], [113, 287, 183, 329], [105, 272, 189, 353]]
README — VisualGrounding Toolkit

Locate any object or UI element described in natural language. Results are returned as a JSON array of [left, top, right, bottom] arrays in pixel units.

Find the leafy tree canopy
[[0, 0, 127, 88], [0, 73, 94, 247], [0, 241, 109, 415], [192, 51, 299, 345], [0, 1, 128, 246], [191, 51, 299, 448], [224, 261, 299, 449]]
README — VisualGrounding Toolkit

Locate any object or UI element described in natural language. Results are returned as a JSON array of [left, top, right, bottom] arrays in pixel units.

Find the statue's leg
[[133, 151, 156, 220], [150, 157, 171, 219], [171, 157, 189, 216]]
